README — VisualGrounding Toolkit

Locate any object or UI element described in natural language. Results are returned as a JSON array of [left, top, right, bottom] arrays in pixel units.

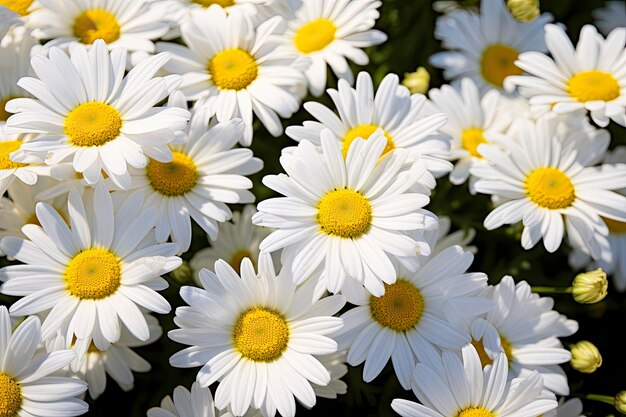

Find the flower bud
[[572, 268, 608, 304], [615, 391, 626, 414], [507, 0, 540, 22], [402, 67, 430, 95], [171, 260, 192, 283], [570, 341, 602, 373]]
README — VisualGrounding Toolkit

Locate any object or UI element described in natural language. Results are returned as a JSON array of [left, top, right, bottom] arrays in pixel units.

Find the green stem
[[579, 393, 615, 405], [531, 286, 573, 294]]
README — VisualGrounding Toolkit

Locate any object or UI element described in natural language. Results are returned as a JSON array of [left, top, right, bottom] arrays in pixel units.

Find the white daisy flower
[[156, 6, 308, 145], [427, 78, 513, 186], [336, 245, 491, 389], [506, 24, 626, 127], [458, 276, 578, 395], [5, 40, 190, 189], [112, 96, 262, 254], [0, 127, 48, 197], [190, 204, 274, 280], [547, 398, 584, 417], [0, 0, 35, 20], [391, 344, 558, 417], [0, 5, 21, 39], [0, 183, 182, 370], [430, 0, 552, 92], [283, 0, 387, 96], [0, 26, 36, 123], [29, 0, 170, 60], [471, 117, 626, 258], [168, 259, 346, 417], [312, 351, 348, 399], [0, 306, 89, 417], [148, 382, 263, 417], [593, 1, 626, 36], [426, 216, 476, 257], [253, 134, 438, 296], [285, 72, 451, 194]]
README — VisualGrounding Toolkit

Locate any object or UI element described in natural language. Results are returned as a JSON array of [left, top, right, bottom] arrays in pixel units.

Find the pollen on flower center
[[294, 18, 337, 54], [233, 307, 289, 362], [568, 70, 620, 103], [471, 336, 513, 368], [147, 151, 199, 197], [370, 280, 424, 332], [0, 372, 22, 417], [317, 188, 372, 238], [0, 141, 27, 170], [65, 248, 122, 300], [0, 0, 33, 15], [456, 407, 496, 417], [192, 0, 235, 6], [480, 44, 523, 88], [73, 9, 121, 44], [341, 124, 395, 159], [525, 167, 575, 210], [604, 217, 626, 235], [65, 102, 123, 147], [229, 249, 254, 275], [461, 128, 487, 158], [208, 48, 259, 91]]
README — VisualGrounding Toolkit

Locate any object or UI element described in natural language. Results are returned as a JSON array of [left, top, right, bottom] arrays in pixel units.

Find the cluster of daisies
[[0, 0, 623, 416]]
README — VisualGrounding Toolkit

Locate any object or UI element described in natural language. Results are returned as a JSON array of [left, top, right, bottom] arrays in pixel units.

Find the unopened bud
[[402, 67, 430, 95], [572, 268, 608, 304], [615, 391, 626, 414], [507, 0, 540, 22], [570, 341, 602, 373]]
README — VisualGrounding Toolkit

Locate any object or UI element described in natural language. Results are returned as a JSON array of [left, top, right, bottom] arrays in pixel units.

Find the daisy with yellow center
[[0, 307, 89, 417], [286, 72, 451, 196], [0, 183, 182, 371], [157, 6, 307, 145], [115, 98, 261, 254], [253, 134, 438, 296], [471, 118, 626, 256], [0, 129, 48, 197], [5, 40, 189, 189], [427, 78, 513, 186], [168, 258, 346, 417], [284, 0, 387, 96], [507, 24, 626, 127], [431, 0, 552, 92], [336, 244, 491, 389], [391, 344, 557, 417]]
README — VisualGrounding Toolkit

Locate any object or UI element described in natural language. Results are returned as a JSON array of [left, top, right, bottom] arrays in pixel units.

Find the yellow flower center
[[525, 167, 575, 210], [146, 151, 198, 197], [293, 18, 337, 54], [341, 124, 395, 159], [370, 280, 424, 332], [0, 141, 27, 170], [471, 336, 513, 368], [568, 70, 620, 103], [604, 217, 626, 235], [65, 248, 122, 300], [0, 373, 22, 417], [457, 407, 496, 417], [233, 307, 289, 362], [480, 44, 523, 88], [229, 249, 254, 275], [208, 48, 258, 91], [65, 102, 122, 147], [192, 0, 235, 6], [0, 96, 16, 122], [73, 9, 121, 44], [0, 0, 33, 15], [317, 188, 372, 239], [461, 128, 487, 158]]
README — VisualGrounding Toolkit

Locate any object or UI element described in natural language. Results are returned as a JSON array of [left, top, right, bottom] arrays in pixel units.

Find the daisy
[[285, 72, 451, 194], [506, 24, 626, 127], [0, 0, 36, 18], [427, 78, 513, 186], [0, 183, 182, 369], [148, 382, 263, 417], [253, 134, 438, 296], [28, 0, 170, 60], [190, 204, 274, 279], [425, 216, 476, 257], [593, 1, 626, 36], [312, 351, 348, 399], [0, 5, 21, 39], [168, 258, 346, 417], [549, 398, 584, 417], [458, 276, 578, 395], [112, 97, 262, 253], [5, 39, 190, 189], [471, 117, 626, 258], [283, 0, 387, 96], [0, 127, 48, 197], [156, 6, 308, 145], [0, 306, 89, 417], [336, 245, 491, 389], [430, 0, 552, 92], [391, 344, 558, 417], [0, 26, 37, 123]]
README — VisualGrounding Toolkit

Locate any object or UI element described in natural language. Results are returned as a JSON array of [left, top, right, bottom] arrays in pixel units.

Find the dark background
[[2, 0, 625, 416]]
